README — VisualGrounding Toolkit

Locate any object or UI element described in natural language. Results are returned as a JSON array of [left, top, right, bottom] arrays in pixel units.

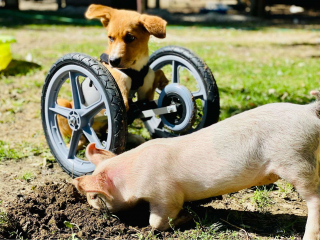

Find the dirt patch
[[1, 181, 154, 239]]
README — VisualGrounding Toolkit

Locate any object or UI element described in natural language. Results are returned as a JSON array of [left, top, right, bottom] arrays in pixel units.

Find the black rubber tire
[[41, 53, 127, 177], [149, 46, 220, 129]]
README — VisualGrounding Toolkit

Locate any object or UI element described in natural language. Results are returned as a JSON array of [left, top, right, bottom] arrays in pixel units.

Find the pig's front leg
[[149, 192, 191, 231], [149, 202, 183, 230]]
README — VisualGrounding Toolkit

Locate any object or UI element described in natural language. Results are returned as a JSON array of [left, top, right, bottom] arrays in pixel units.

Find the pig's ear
[[139, 14, 167, 39], [73, 172, 113, 199], [73, 177, 82, 192], [86, 143, 117, 166], [85, 4, 115, 27]]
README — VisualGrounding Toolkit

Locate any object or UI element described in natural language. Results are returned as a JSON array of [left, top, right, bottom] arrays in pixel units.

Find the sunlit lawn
[[2, 24, 319, 121]]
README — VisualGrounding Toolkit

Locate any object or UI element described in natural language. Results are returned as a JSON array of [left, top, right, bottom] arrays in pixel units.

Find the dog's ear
[[140, 15, 167, 38], [85, 4, 115, 27], [73, 172, 113, 199], [86, 143, 117, 166]]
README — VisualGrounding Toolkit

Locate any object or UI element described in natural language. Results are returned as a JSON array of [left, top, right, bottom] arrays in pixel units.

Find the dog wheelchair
[[41, 46, 220, 177]]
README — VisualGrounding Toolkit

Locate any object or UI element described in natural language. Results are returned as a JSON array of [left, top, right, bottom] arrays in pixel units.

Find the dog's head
[[85, 4, 167, 70]]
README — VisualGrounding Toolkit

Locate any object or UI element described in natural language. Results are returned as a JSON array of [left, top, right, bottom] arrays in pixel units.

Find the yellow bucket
[[0, 36, 16, 71]]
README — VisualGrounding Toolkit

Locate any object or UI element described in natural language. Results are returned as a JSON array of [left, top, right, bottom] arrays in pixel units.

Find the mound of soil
[[2, 181, 152, 239]]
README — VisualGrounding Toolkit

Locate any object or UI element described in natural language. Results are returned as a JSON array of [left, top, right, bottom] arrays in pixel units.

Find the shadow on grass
[[1, 8, 320, 30], [275, 42, 320, 47], [185, 204, 305, 238], [0, 59, 41, 77], [115, 200, 305, 239], [0, 9, 100, 28]]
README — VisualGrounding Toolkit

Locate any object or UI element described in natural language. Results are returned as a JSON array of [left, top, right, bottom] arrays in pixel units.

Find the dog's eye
[[108, 36, 114, 43], [125, 34, 136, 43]]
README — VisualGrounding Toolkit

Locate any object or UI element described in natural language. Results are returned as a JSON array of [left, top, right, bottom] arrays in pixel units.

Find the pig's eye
[[125, 34, 136, 43], [108, 36, 114, 43], [91, 194, 98, 200]]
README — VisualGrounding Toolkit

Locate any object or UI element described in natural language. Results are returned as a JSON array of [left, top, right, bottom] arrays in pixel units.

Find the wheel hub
[[161, 93, 186, 125], [67, 111, 81, 131]]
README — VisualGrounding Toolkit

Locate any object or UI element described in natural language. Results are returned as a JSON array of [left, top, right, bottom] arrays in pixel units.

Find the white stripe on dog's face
[[110, 43, 123, 60]]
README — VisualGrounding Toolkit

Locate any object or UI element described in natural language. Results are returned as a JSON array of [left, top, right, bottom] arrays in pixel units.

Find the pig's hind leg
[[304, 194, 320, 240], [277, 155, 320, 240]]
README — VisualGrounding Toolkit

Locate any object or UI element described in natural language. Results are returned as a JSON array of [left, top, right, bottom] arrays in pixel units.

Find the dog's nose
[[109, 57, 121, 67]]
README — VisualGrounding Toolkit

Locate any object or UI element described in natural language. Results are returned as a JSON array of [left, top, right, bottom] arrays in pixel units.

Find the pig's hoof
[[174, 209, 193, 226]]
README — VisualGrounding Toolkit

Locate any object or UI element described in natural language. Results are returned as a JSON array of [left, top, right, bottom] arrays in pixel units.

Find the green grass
[[0, 141, 49, 161], [0, 210, 8, 227], [128, 119, 151, 140], [18, 172, 35, 182], [0, 200, 12, 238], [251, 186, 273, 210], [75, 149, 86, 160], [277, 182, 295, 198], [64, 221, 80, 240], [0, 210, 10, 238], [0, 141, 22, 161]]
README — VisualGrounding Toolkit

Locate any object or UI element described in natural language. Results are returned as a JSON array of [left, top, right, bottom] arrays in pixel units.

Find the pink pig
[[74, 91, 320, 240]]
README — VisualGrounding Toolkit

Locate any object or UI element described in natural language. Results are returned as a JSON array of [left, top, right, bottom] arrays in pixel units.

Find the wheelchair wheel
[[145, 46, 220, 138], [41, 53, 127, 178]]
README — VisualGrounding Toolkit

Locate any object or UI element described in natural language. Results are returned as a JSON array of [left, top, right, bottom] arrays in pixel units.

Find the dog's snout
[[109, 57, 121, 67]]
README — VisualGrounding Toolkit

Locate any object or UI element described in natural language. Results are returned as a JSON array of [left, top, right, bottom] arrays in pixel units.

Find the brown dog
[[57, 5, 169, 148], [85, 4, 169, 109]]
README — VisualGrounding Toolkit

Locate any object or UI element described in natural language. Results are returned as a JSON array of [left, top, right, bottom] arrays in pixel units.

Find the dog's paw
[[155, 69, 169, 90]]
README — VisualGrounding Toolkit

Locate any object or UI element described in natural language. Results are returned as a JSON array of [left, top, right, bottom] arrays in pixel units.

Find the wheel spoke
[[154, 117, 163, 129], [156, 88, 161, 95], [172, 61, 179, 83], [81, 97, 105, 120], [69, 71, 82, 109], [192, 91, 204, 100], [67, 130, 82, 160], [49, 105, 71, 118], [154, 129, 176, 138], [82, 125, 103, 148]]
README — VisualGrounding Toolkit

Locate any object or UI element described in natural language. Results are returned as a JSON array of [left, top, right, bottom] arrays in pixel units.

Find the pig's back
[[168, 102, 320, 201]]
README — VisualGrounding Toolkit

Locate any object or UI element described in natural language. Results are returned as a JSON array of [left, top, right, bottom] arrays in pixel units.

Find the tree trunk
[[144, 0, 148, 10], [250, 0, 266, 17], [155, 0, 160, 9], [111, 0, 137, 10], [4, 0, 19, 9]]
